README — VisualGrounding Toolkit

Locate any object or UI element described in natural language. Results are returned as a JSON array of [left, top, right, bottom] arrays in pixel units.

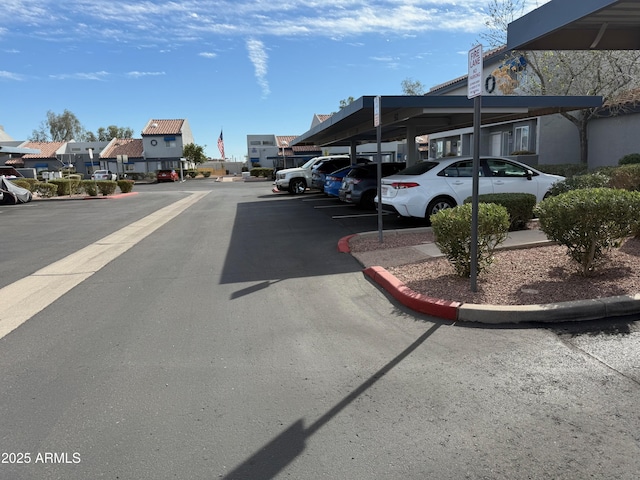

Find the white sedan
[[379, 156, 564, 220], [91, 170, 117, 181]]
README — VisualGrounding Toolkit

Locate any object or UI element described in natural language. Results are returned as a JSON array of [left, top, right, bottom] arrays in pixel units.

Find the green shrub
[[188, 170, 198, 178], [82, 180, 98, 196], [35, 182, 58, 198], [202, 171, 212, 178], [48, 178, 80, 196], [535, 188, 640, 276], [250, 167, 274, 178], [618, 153, 640, 165], [11, 179, 34, 191], [431, 202, 510, 277], [96, 180, 117, 196], [547, 171, 610, 196], [608, 164, 640, 191], [117, 179, 135, 193], [464, 193, 536, 231], [536, 164, 588, 178]]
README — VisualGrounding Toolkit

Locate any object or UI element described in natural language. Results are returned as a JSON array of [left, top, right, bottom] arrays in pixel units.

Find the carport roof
[[291, 95, 602, 147], [507, 0, 640, 50]]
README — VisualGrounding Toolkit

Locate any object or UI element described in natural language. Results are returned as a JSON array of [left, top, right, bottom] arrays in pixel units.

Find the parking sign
[[468, 44, 483, 98]]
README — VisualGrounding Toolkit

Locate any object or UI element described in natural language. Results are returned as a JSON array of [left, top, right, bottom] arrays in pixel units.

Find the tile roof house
[[100, 138, 145, 177], [141, 119, 195, 170], [8, 141, 66, 169]]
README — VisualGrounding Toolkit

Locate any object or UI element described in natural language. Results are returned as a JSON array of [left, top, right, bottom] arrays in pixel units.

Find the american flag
[[217, 130, 225, 159]]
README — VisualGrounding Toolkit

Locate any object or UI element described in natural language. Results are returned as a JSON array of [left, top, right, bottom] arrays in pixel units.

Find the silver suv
[[274, 155, 349, 194]]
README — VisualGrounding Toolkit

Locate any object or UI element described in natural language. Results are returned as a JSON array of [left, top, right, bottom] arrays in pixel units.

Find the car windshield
[[301, 158, 321, 169], [395, 161, 439, 175]]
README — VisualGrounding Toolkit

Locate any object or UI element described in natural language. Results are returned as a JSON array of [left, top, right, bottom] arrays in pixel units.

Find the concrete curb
[[343, 232, 640, 324]]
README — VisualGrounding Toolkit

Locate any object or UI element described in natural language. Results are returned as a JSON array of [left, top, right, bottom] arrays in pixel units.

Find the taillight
[[391, 182, 420, 189], [327, 175, 339, 182], [351, 178, 362, 184]]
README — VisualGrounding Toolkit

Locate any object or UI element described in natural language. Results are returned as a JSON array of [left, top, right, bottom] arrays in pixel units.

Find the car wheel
[[289, 178, 306, 194], [360, 190, 376, 210], [425, 197, 455, 219]]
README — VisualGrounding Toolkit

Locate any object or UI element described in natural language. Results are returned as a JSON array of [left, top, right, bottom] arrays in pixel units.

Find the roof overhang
[[507, 0, 640, 50], [0, 146, 41, 154], [291, 95, 602, 147]]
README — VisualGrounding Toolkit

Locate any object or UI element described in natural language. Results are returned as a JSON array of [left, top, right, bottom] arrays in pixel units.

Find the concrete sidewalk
[[341, 228, 640, 324]]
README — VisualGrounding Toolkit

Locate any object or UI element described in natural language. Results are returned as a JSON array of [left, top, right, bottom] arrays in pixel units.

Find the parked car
[[339, 162, 407, 209], [157, 169, 179, 182], [275, 155, 358, 194], [379, 156, 564, 221], [323, 166, 354, 198], [310, 157, 370, 192], [0, 166, 23, 179], [91, 170, 117, 181]]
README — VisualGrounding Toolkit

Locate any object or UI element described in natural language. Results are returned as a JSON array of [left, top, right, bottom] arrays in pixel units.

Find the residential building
[[426, 47, 640, 168]]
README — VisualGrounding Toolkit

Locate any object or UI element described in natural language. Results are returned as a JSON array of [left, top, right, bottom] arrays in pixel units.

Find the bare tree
[[401, 78, 425, 95]]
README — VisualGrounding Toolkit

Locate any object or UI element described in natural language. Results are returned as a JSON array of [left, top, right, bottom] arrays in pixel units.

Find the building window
[[165, 140, 176, 148], [514, 126, 529, 152]]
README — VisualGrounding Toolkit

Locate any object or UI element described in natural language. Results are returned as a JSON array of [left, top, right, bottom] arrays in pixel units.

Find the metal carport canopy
[[507, 0, 640, 50], [291, 95, 602, 148]]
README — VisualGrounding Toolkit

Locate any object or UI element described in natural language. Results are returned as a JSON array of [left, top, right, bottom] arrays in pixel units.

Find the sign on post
[[468, 44, 483, 98]]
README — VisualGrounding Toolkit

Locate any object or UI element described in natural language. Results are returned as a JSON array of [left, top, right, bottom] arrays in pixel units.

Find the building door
[[490, 132, 502, 156]]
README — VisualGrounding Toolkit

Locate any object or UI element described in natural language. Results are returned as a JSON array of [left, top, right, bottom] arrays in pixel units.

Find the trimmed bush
[[96, 180, 117, 196], [536, 164, 588, 178], [250, 167, 274, 178], [48, 178, 80, 196], [82, 180, 98, 196], [547, 171, 611, 196], [10, 179, 34, 191], [431, 202, 510, 277], [35, 182, 58, 198], [464, 193, 536, 231], [202, 171, 211, 178], [618, 153, 640, 165], [117, 179, 135, 193], [188, 170, 198, 178], [608, 164, 640, 191], [535, 188, 640, 276]]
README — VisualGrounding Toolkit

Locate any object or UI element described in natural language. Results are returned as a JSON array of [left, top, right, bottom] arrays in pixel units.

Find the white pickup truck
[[274, 155, 349, 194]]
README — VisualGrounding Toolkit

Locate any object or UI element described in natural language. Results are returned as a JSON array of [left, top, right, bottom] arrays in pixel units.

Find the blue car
[[324, 166, 354, 198]]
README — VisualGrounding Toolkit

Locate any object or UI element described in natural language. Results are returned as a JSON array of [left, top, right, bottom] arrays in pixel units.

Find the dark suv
[[339, 162, 406, 209], [310, 157, 370, 192]]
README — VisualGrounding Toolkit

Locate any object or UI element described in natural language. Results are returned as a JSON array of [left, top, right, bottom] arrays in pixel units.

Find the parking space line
[[314, 204, 355, 209], [332, 212, 390, 219]]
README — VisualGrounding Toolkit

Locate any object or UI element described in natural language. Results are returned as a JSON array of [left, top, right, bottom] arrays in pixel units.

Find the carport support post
[[470, 95, 481, 292], [375, 96, 383, 243]]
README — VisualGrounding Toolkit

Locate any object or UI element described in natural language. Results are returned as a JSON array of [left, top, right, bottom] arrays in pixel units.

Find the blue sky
[[1, 0, 548, 160]]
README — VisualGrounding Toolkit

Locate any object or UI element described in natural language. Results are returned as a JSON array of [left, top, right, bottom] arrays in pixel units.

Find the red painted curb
[[337, 234, 357, 253], [84, 192, 139, 200], [364, 266, 460, 321]]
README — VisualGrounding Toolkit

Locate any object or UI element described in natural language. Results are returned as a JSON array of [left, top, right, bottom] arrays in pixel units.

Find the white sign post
[[374, 96, 383, 243], [468, 44, 483, 292]]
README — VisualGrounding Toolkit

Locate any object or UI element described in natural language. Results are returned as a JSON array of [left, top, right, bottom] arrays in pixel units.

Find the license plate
[[381, 186, 389, 196]]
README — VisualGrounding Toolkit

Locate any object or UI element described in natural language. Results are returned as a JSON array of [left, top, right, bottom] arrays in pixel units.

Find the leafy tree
[[339, 97, 355, 109], [183, 143, 208, 165], [480, 0, 640, 164], [91, 126, 134, 141], [401, 78, 425, 95], [30, 109, 86, 142]]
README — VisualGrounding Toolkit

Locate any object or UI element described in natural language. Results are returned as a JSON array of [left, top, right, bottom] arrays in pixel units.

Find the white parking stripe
[[0, 191, 208, 339]]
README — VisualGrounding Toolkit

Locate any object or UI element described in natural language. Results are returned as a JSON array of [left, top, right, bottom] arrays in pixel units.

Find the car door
[[485, 158, 540, 200], [439, 159, 493, 203]]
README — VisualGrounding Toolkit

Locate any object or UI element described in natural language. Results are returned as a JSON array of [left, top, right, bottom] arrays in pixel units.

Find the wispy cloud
[[49, 71, 110, 81], [246, 38, 270, 98], [0, 70, 23, 81], [127, 71, 166, 78], [199, 52, 217, 58]]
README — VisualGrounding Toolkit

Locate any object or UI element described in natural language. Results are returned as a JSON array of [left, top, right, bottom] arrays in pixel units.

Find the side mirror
[[526, 170, 533, 180]]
